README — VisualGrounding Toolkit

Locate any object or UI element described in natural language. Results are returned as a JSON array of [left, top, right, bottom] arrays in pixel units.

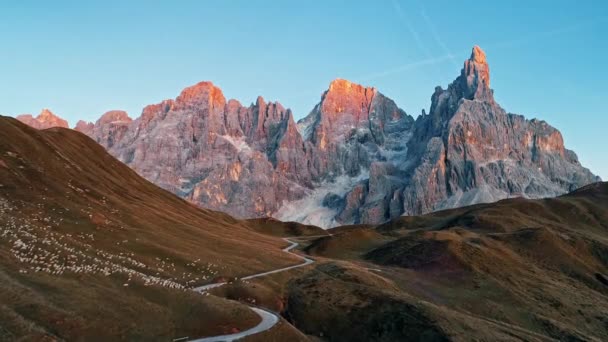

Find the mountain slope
[[287, 182, 608, 341], [0, 116, 304, 341]]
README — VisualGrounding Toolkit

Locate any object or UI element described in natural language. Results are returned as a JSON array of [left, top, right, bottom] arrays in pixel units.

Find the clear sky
[[1, 1, 606, 179]]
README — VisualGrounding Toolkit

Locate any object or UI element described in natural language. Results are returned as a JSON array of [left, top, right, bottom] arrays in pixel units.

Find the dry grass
[[285, 182, 608, 341], [0, 116, 304, 341]]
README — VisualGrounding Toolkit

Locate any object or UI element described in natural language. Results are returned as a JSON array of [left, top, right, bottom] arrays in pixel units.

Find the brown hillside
[[289, 183, 608, 341], [0, 116, 302, 341]]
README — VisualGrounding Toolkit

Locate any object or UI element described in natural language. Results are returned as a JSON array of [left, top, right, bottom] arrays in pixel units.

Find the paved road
[[189, 307, 279, 342], [188, 235, 326, 341]]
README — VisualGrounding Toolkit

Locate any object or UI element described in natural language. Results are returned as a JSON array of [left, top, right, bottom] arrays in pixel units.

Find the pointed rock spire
[[470, 45, 487, 64], [461, 45, 492, 101]]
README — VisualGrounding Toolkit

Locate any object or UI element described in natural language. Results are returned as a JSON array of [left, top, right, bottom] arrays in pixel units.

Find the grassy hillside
[[286, 182, 608, 341], [0, 116, 303, 341]]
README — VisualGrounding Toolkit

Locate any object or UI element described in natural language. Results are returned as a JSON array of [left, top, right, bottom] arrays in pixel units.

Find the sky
[[0, 0, 606, 179]]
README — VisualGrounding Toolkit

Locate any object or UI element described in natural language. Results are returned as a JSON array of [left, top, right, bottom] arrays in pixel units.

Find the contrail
[[419, 8, 459, 70], [358, 54, 455, 81], [390, 0, 435, 62], [358, 13, 606, 82]]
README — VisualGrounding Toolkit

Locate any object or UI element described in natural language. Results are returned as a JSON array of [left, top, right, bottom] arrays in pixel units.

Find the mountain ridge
[[16, 46, 600, 227]]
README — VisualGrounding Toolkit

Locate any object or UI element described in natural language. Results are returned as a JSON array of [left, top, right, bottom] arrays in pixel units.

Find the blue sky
[[1, 1, 606, 179]]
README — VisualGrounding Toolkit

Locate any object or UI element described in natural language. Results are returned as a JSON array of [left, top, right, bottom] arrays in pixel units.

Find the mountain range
[[17, 46, 600, 228]]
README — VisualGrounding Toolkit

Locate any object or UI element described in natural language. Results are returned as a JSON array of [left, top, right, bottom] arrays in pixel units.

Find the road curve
[[188, 235, 324, 341], [189, 307, 279, 342]]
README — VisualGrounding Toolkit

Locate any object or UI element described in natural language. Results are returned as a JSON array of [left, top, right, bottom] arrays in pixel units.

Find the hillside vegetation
[[0, 116, 303, 341]]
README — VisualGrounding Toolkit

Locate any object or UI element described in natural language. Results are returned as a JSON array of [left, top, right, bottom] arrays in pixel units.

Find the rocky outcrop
[[75, 110, 133, 149], [291, 46, 598, 225], [75, 120, 94, 135], [92, 82, 314, 219], [298, 79, 414, 178], [19, 46, 599, 228], [16, 109, 69, 130], [399, 46, 600, 216]]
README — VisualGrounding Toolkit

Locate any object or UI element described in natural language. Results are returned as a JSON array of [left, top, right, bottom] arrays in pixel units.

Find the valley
[[3, 44, 606, 341], [2, 114, 608, 341]]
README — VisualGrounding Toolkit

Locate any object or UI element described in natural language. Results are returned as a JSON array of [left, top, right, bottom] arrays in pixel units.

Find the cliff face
[[75, 82, 314, 219], [399, 46, 599, 216], [25, 46, 599, 227]]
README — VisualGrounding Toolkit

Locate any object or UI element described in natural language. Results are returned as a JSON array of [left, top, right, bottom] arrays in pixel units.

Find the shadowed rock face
[[76, 110, 133, 149], [23, 46, 600, 227]]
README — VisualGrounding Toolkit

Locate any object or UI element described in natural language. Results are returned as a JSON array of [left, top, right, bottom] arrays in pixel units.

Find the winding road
[[188, 235, 323, 342]]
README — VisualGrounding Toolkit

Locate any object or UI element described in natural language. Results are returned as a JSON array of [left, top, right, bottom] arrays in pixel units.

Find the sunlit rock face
[[299, 79, 414, 177], [294, 78, 415, 225], [64, 46, 599, 227], [81, 82, 314, 219], [400, 46, 599, 215], [16, 109, 69, 130]]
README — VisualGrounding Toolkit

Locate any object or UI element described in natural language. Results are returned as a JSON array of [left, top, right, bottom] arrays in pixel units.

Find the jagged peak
[[460, 45, 492, 100], [252, 96, 289, 117], [226, 98, 243, 110], [96, 110, 132, 126], [319, 78, 379, 118], [327, 78, 376, 94], [38, 108, 57, 119], [74, 120, 94, 133], [255, 95, 266, 106], [174, 81, 226, 108], [16, 109, 69, 129], [470, 45, 487, 65], [36, 109, 69, 128], [75, 119, 93, 127]]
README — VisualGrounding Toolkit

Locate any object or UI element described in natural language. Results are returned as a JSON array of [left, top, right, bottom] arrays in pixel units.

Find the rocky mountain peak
[[38, 108, 55, 119], [470, 45, 487, 64], [75, 120, 94, 134], [16, 109, 69, 129], [255, 95, 266, 107], [328, 78, 375, 93], [96, 110, 132, 125], [461, 45, 491, 100], [37, 109, 69, 128], [307, 78, 379, 143], [174, 81, 226, 110], [323, 79, 377, 112]]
